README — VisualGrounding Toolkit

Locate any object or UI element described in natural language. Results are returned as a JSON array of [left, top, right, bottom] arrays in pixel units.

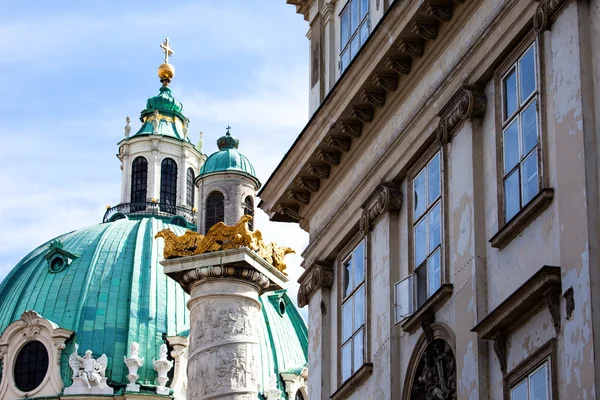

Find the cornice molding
[[359, 182, 403, 234], [297, 260, 334, 307], [287, 0, 311, 21], [436, 84, 487, 145], [533, 0, 573, 34]]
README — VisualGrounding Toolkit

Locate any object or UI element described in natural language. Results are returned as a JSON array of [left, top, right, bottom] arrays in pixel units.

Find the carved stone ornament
[[296, 175, 321, 192], [546, 290, 561, 334], [372, 73, 399, 92], [263, 372, 282, 400], [55, 342, 66, 365], [350, 105, 374, 123], [385, 56, 412, 75], [437, 84, 487, 145], [286, 189, 311, 205], [411, 22, 439, 41], [124, 342, 144, 392], [359, 182, 403, 234], [398, 39, 425, 58], [421, 312, 436, 344], [411, 339, 456, 400], [337, 120, 363, 138], [316, 148, 341, 165], [155, 215, 294, 275], [425, 2, 453, 21], [564, 286, 574, 320], [493, 335, 508, 375], [325, 135, 352, 152], [533, 0, 572, 34], [153, 344, 174, 396], [65, 343, 113, 395], [306, 163, 330, 179], [297, 261, 334, 307], [276, 204, 301, 222], [360, 90, 386, 108], [20, 310, 42, 339], [124, 116, 131, 138]]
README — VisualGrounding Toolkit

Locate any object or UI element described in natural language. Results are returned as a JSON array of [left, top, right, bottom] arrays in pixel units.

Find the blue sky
[[0, 2, 310, 301]]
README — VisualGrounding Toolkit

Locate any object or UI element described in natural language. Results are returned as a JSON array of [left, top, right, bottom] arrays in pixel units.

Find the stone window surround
[[503, 339, 558, 400], [0, 311, 73, 400], [339, 0, 370, 74], [491, 30, 553, 249]]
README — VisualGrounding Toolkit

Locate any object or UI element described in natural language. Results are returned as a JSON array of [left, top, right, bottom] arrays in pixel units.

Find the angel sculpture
[[68, 344, 109, 390]]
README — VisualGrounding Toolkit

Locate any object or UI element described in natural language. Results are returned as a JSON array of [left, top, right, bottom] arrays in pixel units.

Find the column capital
[[298, 260, 334, 307], [359, 181, 403, 234], [436, 84, 486, 145]]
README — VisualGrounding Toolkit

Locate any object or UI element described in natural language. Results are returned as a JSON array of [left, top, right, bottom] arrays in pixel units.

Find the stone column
[[162, 248, 287, 400]]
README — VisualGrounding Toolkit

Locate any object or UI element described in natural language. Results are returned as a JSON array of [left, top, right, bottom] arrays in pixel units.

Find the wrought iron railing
[[102, 202, 197, 225]]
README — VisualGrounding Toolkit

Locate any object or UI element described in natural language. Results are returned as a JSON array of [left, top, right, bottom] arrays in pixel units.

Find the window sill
[[490, 188, 554, 250], [330, 363, 373, 400], [400, 284, 453, 334]]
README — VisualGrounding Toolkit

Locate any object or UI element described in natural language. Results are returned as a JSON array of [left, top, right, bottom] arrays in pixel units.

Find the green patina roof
[[0, 216, 306, 396], [199, 131, 260, 186]]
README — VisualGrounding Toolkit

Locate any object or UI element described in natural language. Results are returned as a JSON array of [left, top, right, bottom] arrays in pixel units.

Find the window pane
[[351, 35, 360, 60], [428, 153, 441, 204], [505, 170, 521, 221], [416, 265, 428, 307], [504, 70, 518, 119], [520, 46, 536, 103], [354, 241, 365, 285], [341, 10, 350, 47], [360, 20, 369, 46], [341, 342, 352, 381], [429, 202, 441, 252], [353, 328, 364, 372], [360, 0, 368, 20], [414, 170, 426, 218], [504, 119, 520, 174], [395, 276, 413, 322], [530, 364, 549, 400], [415, 219, 427, 267], [341, 49, 350, 73], [428, 249, 441, 297], [521, 100, 538, 157], [522, 151, 539, 205], [342, 300, 353, 342], [351, 0, 359, 33], [354, 286, 365, 330], [511, 380, 528, 400], [343, 258, 352, 298]]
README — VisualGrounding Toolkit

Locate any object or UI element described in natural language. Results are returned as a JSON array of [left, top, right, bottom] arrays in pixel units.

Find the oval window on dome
[[49, 256, 65, 273], [14, 341, 49, 392]]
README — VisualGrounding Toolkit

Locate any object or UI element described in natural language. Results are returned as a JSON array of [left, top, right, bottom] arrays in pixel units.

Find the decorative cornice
[[296, 176, 321, 192], [286, 0, 311, 21], [316, 149, 341, 165], [287, 189, 311, 205], [372, 73, 399, 92], [325, 135, 351, 152], [359, 182, 403, 234], [411, 22, 439, 41], [276, 204, 301, 222], [180, 264, 271, 293], [398, 39, 425, 58], [350, 105, 374, 123], [306, 163, 330, 179], [337, 121, 363, 138], [360, 90, 386, 108], [533, 0, 572, 34], [384, 57, 412, 75], [436, 84, 487, 145], [320, 1, 337, 23], [425, 1, 453, 21], [297, 260, 334, 307]]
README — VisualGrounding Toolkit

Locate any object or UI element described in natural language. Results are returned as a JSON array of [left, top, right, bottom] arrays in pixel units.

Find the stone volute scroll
[[533, 0, 573, 34], [297, 260, 334, 308], [124, 342, 144, 392], [359, 181, 403, 235], [436, 84, 487, 146]]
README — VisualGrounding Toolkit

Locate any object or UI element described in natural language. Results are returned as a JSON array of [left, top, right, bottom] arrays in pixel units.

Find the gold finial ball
[[158, 63, 175, 81]]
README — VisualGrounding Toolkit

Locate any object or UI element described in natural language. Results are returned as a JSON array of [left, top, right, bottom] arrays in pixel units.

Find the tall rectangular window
[[501, 42, 540, 222], [510, 361, 550, 400], [340, 0, 369, 73], [412, 151, 442, 308], [341, 239, 366, 382]]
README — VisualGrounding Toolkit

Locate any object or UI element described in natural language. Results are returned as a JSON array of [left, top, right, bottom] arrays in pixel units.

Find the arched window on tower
[[160, 158, 178, 213], [186, 168, 195, 207], [205, 191, 225, 233], [243, 196, 254, 231], [130, 156, 148, 211]]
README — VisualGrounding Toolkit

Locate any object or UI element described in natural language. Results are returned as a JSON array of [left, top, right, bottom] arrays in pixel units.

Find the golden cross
[[160, 38, 174, 64]]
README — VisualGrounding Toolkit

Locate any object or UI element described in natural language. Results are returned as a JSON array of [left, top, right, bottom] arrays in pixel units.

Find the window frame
[[130, 156, 148, 204], [186, 167, 195, 208], [205, 190, 225, 233], [243, 196, 254, 231], [337, 234, 369, 385], [495, 32, 549, 228], [406, 145, 448, 313], [160, 158, 178, 211], [504, 339, 557, 400], [339, 0, 370, 73]]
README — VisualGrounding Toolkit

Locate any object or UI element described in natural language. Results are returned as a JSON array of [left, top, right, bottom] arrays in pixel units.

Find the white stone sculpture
[[196, 131, 204, 153], [182, 122, 189, 139], [153, 344, 174, 395], [64, 343, 114, 395], [124, 116, 131, 138], [152, 110, 160, 134], [124, 342, 144, 392], [264, 372, 282, 400]]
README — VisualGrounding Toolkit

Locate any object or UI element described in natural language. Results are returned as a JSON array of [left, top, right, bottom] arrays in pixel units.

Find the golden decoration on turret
[[154, 215, 295, 275], [157, 37, 175, 86]]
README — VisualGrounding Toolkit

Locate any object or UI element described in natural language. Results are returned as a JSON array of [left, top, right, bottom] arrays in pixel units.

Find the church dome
[[199, 131, 260, 187], [145, 86, 185, 117], [0, 216, 307, 395]]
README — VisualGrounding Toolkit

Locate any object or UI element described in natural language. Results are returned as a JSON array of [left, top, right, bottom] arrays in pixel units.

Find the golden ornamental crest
[[155, 215, 294, 275]]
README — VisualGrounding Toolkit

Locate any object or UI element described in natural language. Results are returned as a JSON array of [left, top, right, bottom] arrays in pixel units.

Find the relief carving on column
[[193, 300, 256, 347], [533, 0, 572, 33], [411, 339, 457, 400], [359, 182, 403, 235], [436, 84, 486, 145], [297, 261, 334, 307]]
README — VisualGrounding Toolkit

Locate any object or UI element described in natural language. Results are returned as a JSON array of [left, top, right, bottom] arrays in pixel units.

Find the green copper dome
[[0, 216, 306, 395], [145, 86, 185, 117], [199, 131, 261, 187]]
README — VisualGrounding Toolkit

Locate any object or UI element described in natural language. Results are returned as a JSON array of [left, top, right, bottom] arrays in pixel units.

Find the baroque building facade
[[259, 0, 600, 399]]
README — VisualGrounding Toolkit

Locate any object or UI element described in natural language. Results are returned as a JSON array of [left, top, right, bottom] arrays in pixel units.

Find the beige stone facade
[[260, 0, 600, 398]]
